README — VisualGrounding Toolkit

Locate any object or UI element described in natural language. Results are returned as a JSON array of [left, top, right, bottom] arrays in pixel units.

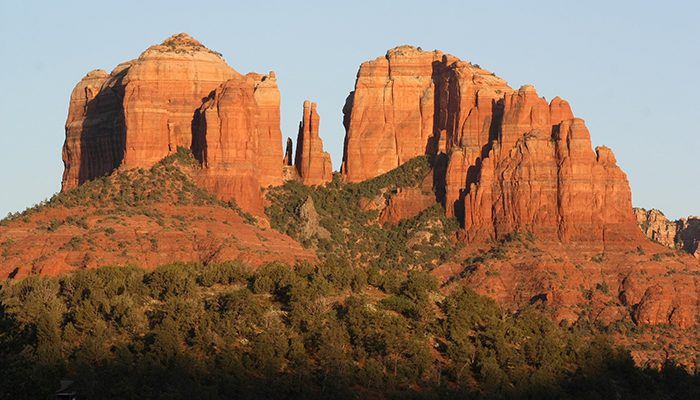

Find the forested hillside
[[3, 260, 699, 399]]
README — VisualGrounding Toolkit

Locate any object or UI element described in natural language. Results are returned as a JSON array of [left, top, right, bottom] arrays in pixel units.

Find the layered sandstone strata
[[342, 46, 642, 244], [341, 45, 512, 186], [462, 88, 641, 243], [62, 34, 283, 214], [192, 76, 266, 214], [294, 101, 333, 186]]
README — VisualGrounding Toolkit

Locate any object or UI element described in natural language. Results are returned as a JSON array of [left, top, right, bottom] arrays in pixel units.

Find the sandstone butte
[[62, 33, 285, 215], [342, 45, 641, 245]]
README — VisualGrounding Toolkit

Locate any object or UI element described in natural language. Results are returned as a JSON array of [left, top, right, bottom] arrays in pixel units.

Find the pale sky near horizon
[[1, 0, 698, 220]]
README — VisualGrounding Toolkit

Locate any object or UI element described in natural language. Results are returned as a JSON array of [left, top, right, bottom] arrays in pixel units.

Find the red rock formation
[[463, 94, 641, 243], [633, 283, 697, 329], [283, 137, 294, 166], [192, 77, 265, 214], [62, 68, 128, 189], [294, 101, 333, 186], [62, 34, 283, 214], [249, 71, 284, 188], [342, 47, 642, 244], [63, 33, 241, 190], [378, 188, 436, 225], [634, 208, 679, 248], [341, 46, 512, 185]]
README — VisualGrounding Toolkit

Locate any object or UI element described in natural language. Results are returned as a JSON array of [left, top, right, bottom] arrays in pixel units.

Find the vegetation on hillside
[[265, 155, 461, 271], [0, 147, 253, 227], [2, 261, 698, 399]]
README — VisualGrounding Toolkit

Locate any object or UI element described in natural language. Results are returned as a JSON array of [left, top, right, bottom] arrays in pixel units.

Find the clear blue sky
[[1, 0, 698, 220]]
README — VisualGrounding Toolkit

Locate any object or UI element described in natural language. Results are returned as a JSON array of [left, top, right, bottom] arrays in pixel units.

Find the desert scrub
[[591, 252, 606, 263]]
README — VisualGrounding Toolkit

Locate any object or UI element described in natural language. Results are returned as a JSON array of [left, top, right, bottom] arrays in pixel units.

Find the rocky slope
[[2, 152, 314, 279]]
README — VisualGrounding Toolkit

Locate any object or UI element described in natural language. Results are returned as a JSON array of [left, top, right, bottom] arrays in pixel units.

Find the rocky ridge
[[2, 153, 314, 279]]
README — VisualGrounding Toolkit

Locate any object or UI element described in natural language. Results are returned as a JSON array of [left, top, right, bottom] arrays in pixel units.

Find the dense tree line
[[1, 261, 699, 399]]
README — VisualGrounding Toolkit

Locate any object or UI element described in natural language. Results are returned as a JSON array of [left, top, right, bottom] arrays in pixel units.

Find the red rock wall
[[341, 47, 446, 182], [117, 37, 241, 168], [378, 188, 436, 225], [461, 86, 640, 243], [294, 101, 333, 186], [250, 72, 284, 188], [340, 46, 512, 214], [192, 77, 265, 214]]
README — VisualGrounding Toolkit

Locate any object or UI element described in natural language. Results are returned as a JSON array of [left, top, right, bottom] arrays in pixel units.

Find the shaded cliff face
[[61, 34, 282, 214], [342, 46, 642, 244]]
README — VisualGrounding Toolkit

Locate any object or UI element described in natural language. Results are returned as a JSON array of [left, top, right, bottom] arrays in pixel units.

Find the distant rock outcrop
[[634, 208, 679, 248], [294, 101, 333, 186], [62, 34, 283, 215], [635, 208, 700, 258], [678, 217, 700, 258]]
